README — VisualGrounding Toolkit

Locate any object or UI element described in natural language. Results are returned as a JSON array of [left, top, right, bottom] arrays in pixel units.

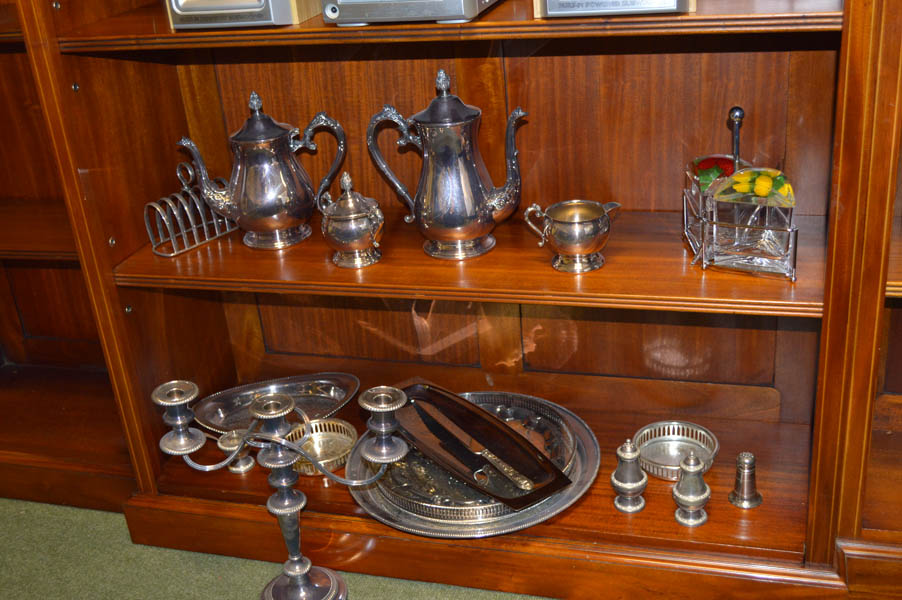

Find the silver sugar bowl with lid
[[320, 172, 384, 268]]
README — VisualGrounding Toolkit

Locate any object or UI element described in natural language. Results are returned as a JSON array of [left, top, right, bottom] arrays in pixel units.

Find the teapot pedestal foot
[[244, 225, 311, 250], [332, 247, 382, 268], [424, 235, 495, 260], [552, 252, 604, 273]]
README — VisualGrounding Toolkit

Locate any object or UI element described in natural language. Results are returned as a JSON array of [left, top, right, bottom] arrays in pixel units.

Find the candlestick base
[[261, 566, 348, 600]]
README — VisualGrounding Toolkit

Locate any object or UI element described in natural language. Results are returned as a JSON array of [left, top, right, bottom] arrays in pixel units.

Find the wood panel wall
[[170, 38, 838, 228]]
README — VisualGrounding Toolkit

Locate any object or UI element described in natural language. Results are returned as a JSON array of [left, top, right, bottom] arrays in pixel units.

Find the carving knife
[[417, 401, 535, 491], [411, 400, 495, 488]]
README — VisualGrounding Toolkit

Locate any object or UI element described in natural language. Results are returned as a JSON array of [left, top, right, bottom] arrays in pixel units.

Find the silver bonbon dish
[[347, 391, 599, 538], [633, 420, 719, 481]]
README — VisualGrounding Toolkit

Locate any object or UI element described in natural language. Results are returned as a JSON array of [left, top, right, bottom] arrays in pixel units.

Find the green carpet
[[0, 498, 548, 600]]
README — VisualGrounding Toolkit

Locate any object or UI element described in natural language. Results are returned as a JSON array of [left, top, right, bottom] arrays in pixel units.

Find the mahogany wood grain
[[807, 0, 902, 564], [883, 303, 902, 392], [861, 394, 902, 533], [114, 212, 827, 317], [257, 295, 481, 366], [0, 452, 135, 512], [0, 1, 19, 39], [55, 0, 843, 53], [221, 291, 268, 383], [0, 261, 26, 363], [157, 410, 808, 563], [126, 493, 846, 599], [475, 302, 523, 375], [836, 538, 902, 598], [0, 48, 74, 258], [505, 44, 834, 215], [233, 356, 783, 422], [3, 259, 100, 341], [175, 54, 231, 180], [1, 259, 105, 367], [773, 317, 820, 424], [521, 306, 776, 384]]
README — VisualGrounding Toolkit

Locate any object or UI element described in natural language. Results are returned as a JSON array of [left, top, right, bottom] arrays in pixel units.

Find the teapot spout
[[488, 107, 527, 224], [178, 137, 234, 218]]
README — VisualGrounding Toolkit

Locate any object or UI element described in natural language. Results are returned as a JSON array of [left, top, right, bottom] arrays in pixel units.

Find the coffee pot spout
[[177, 136, 235, 219], [489, 107, 527, 223]]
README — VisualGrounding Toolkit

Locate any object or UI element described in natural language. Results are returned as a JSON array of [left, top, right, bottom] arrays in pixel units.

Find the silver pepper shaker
[[728, 451, 763, 509], [610, 438, 647, 513], [673, 451, 711, 527]]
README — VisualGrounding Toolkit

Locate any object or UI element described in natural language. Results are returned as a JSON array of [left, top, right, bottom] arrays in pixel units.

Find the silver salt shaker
[[610, 438, 647, 513], [673, 451, 711, 527], [728, 451, 763, 509]]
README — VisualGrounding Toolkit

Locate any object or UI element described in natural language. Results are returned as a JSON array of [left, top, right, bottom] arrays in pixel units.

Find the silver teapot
[[367, 69, 526, 260], [320, 172, 384, 268], [179, 91, 346, 250]]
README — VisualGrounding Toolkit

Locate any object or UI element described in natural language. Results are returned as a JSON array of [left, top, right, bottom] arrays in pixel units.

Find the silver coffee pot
[[367, 69, 526, 260], [179, 91, 346, 250]]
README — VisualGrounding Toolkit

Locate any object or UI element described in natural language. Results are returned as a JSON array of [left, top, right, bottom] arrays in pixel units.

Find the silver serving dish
[[192, 373, 359, 434], [347, 391, 599, 538], [633, 420, 719, 481]]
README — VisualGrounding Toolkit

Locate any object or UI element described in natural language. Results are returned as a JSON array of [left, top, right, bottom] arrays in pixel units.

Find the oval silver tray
[[347, 391, 599, 539], [192, 373, 359, 434]]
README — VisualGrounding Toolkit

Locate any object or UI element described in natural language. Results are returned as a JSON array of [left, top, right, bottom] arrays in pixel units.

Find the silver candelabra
[[152, 380, 410, 600]]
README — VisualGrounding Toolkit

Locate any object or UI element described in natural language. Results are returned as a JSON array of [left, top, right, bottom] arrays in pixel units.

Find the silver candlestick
[[152, 380, 409, 600]]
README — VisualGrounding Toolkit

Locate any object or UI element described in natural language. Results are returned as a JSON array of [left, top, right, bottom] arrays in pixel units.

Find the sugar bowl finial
[[248, 91, 263, 113], [436, 69, 451, 96]]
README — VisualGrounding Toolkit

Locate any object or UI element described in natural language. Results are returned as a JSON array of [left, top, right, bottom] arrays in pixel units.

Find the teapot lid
[[323, 172, 379, 218], [411, 70, 481, 126], [231, 92, 294, 143]]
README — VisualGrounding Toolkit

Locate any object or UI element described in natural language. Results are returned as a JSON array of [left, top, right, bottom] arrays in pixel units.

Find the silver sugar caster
[[179, 91, 346, 250], [320, 172, 384, 268], [367, 69, 526, 260], [524, 199, 620, 273]]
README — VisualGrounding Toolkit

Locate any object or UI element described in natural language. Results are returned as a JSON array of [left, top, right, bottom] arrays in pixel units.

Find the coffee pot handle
[[523, 203, 548, 247], [366, 105, 422, 224], [293, 112, 347, 212]]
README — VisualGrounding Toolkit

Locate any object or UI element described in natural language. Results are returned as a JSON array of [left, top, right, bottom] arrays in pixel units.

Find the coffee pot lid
[[323, 172, 379, 218], [231, 92, 294, 143], [411, 70, 481, 126]]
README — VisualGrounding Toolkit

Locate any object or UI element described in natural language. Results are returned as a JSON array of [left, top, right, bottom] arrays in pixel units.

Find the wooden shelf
[[56, 0, 842, 52], [114, 211, 826, 317], [0, 364, 135, 510], [887, 217, 902, 297], [0, 197, 77, 260], [156, 397, 810, 564], [862, 393, 902, 535]]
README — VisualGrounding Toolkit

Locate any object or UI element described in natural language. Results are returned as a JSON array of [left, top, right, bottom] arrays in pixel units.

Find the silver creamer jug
[[367, 70, 526, 260], [179, 92, 346, 250]]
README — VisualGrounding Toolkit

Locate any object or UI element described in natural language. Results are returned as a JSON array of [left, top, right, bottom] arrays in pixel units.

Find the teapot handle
[[523, 203, 548, 247], [293, 112, 347, 212], [366, 105, 422, 224]]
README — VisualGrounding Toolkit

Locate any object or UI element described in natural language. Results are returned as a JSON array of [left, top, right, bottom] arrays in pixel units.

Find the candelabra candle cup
[[672, 451, 711, 527], [151, 380, 206, 456], [610, 438, 647, 513], [728, 451, 763, 509], [357, 386, 409, 464]]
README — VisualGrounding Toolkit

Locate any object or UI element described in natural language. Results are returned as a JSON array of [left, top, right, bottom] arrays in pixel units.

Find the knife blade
[[418, 401, 535, 491], [411, 400, 495, 488]]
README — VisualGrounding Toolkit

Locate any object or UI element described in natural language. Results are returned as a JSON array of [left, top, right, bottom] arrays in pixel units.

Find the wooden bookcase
[[0, 0, 134, 511], [12, 0, 902, 595]]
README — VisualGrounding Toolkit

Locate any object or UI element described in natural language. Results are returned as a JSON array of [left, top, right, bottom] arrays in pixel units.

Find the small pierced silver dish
[[633, 420, 719, 481], [286, 418, 358, 476]]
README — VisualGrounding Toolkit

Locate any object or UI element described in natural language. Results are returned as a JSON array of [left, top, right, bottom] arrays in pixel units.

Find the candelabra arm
[[181, 419, 262, 472], [251, 431, 388, 486]]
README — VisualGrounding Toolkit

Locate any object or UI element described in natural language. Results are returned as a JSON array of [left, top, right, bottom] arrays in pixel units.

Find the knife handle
[[479, 448, 534, 491]]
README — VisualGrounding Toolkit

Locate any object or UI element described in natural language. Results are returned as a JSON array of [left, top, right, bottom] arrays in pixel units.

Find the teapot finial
[[248, 91, 263, 114], [340, 171, 353, 193], [435, 69, 450, 97]]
